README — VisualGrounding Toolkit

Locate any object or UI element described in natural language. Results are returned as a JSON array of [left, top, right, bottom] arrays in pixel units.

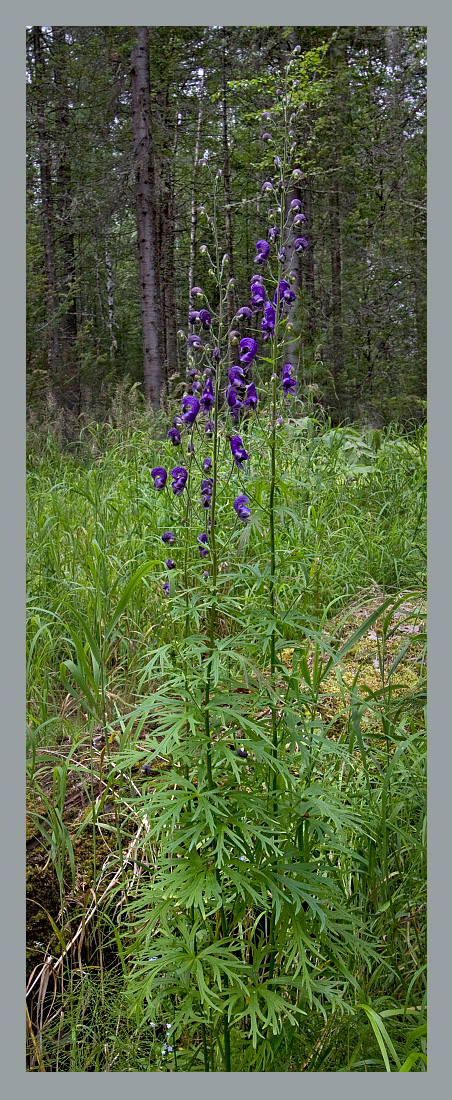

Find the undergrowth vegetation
[[26, 411, 426, 1072], [26, 49, 426, 1071]]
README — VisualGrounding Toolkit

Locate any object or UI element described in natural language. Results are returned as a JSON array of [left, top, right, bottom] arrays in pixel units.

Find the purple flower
[[162, 531, 176, 544], [199, 309, 211, 329], [250, 274, 265, 286], [165, 558, 176, 570], [188, 333, 202, 349], [190, 286, 203, 297], [293, 213, 307, 226], [167, 428, 181, 445], [172, 415, 183, 427], [290, 198, 302, 213], [254, 239, 270, 264], [278, 247, 286, 263], [249, 283, 266, 309], [268, 226, 280, 241], [211, 346, 221, 362], [233, 495, 251, 521], [244, 382, 258, 409], [228, 366, 246, 386], [230, 435, 249, 468], [294, 237, 309, 252], [181, 395, 200, 425], [262, 181, 273, 193], [227, 384, 241, 410], [197, 532, 209, 558], [191, 380, 202, 394], [200, 377, 214, 412], [261, 301, 275, 339], [205, 420, 215, 434], [171, 466, 188, 495], [200, 477, 213, 508], [282, 364, 296, 396], [187, 441, 195, 454], [262, 132, 272, 141], [151, 466, 167, 490], [202, 457, 212, 472], [162, 581, 170, 596], [274, 279, 295, 306], [235, 306, 253, 321], [188, 310, 200, 323], [240, 338, 258, 365]]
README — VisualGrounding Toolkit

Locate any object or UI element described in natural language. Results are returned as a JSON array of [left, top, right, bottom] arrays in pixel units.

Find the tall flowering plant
[[121, 50, 372, 1073]]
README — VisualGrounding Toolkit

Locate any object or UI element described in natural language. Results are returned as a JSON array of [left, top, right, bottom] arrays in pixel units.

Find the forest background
[[26, 24, 426, 435]]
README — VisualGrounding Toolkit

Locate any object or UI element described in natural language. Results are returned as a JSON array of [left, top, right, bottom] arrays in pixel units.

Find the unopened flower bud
[[216, 168, 222, 179], [228, 278, 235, 289], [202, 571, 209, 580], [292, 44, 301, 54], [200, 244, 207, 254], [292, 168, 302, 180]]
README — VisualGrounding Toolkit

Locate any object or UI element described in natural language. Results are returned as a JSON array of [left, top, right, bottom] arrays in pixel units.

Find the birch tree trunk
[[130, 27, 163, 408]]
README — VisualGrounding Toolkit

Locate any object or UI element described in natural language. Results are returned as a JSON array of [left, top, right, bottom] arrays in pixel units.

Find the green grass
[[26, 412, 426, 1072]]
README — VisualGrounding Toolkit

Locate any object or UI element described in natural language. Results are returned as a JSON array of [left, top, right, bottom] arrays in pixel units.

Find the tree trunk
[[221, 40, 236, 355], [130, 27, 163, 408], [105, 245, 117, 360], [52, 26, 80, 420], [31, 28, 61, 382], [188, 71, 204, 303], [329, 171, 344, 387]]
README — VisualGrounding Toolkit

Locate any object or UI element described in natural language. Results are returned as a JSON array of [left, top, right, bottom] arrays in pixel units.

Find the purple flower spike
[[190, 286, 204, 297], [181, 395, 200, 425], [188, 333, 202, 348], [202, 457, 212, 472], [162, 531, 176, 544], [254, 239, 270, 264], [244, 382, 258, 409], [199, 308, 211, 329], [151, 466, 167, 490], [230, 435, 249, 468], [200, 377, 214, 412], [171, 466, 188, 495], [294, 237, 309, 252], [167, 428, 181, 445], [165, 558, 176, 570], [290, 198, 302, 213], [235, 306, 253, 322], [233, 495, 251, 521], [240, 337, 258, 365]]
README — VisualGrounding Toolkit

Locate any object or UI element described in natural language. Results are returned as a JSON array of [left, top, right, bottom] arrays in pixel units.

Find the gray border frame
[[9, 0, 448, 1094]]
